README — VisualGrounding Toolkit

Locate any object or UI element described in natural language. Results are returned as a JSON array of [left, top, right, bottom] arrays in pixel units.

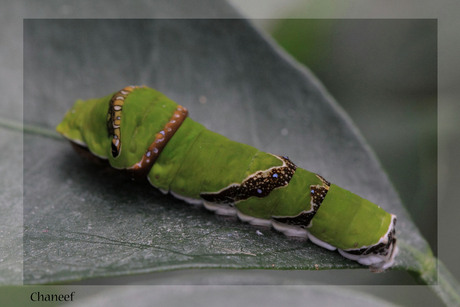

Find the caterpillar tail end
[[338, 214, 398, 272]]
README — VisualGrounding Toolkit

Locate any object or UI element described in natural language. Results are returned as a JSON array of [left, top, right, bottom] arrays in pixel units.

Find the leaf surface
[[19, 18, 434, 285]]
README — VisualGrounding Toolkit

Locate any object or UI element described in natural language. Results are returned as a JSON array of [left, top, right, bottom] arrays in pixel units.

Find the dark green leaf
[[19, 18, 436, 285]]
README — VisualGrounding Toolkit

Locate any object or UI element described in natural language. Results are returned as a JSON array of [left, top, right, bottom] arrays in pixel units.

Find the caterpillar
[[56, 85, 398, 271]]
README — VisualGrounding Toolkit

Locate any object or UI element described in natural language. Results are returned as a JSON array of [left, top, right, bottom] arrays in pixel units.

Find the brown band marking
[[128, 105, 188, 177], [273, 174, 330, 227], [200, 155, 297, 204]]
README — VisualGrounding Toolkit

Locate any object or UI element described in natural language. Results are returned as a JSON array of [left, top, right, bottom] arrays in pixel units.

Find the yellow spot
[[199, 95, 207, 104]]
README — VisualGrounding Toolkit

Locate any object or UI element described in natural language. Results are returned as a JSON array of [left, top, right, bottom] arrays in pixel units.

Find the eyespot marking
[[107, 85, 144, 158]]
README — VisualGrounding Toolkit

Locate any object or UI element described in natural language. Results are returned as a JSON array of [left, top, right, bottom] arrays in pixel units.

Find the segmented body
[[57, 86, 398, 271]]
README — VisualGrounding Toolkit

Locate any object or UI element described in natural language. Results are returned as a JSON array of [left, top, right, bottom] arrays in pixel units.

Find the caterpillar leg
[[305, 231, 337, 251], [202, 201, 237, 217], [271, 220, 308, 238], [169, 191, 203, 206], [236, 210, 272, 227]]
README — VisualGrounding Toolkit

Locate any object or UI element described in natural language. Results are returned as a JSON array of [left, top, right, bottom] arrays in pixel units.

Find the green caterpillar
[[57, 85, 398, 271]]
